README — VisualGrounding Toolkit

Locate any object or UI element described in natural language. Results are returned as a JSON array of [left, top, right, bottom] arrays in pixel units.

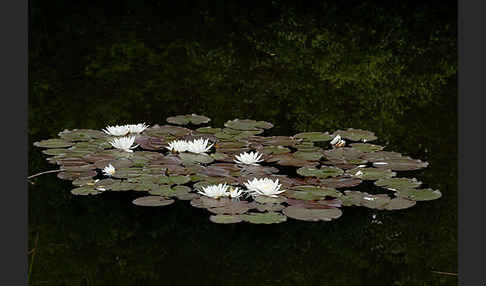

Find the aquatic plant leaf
[[293, 132, 333, 142], [349, 143, 384, 152], [42, 148, 70, 156], [111, 167, 143, 179], [254, 203, 285, 212], [196, 127, 222, 134], [34, 139, 74, 148], [71, 186, 104, 196], [283, 206, 342, 221], [94, 158, 134, 169], [297, 166, 344, 178], [341, 191, 392, 209], [108, 182, 137, 192], [216, 141, 248, 149], [209, 215, 243, 224], [253, 196, 287, 204], [383, 197, 417, 210], [285, 188, 339, 201], [261, 145, 291, 155], [360, 151, 403, 161], [374, 177, 422, 191], [145, 125, 191, 137], [208, 201, 252, 215], [132, 196, 175, 207], [318, 176, 363, 188], [168, 175, 191, 185], [286, 198, 342, 209], [267, 154, 318, 167], [178, 153, 214, 164], [147, 184, 172, 196], [211, 152, 232, 162], [372, 157, 429, 171], [345, 167, 396, 180], [166, 114, 211, 125], [333, 128, 378, 142], [291, 185, 342, 198], [293, 150, 323, 161], [395, 188, 442, 201], [224, 119, 274, 131], [190, 197, 231, 208], [239, 212, 287, 224], [57, 170, 97, 181], [59, 129, 107, 142]]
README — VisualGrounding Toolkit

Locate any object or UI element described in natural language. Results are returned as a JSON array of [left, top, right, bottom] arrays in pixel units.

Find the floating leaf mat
[[32, 115, 440, 224]]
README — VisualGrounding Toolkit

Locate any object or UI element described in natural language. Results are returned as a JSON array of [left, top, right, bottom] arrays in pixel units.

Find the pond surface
[[29, 2, 457, 285]]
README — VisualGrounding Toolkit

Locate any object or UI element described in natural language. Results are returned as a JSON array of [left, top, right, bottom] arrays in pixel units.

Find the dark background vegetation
[[29, 0, 457, 285]]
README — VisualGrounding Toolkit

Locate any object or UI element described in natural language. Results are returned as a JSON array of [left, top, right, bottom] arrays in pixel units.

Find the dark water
[[29, 1, 457, 285]]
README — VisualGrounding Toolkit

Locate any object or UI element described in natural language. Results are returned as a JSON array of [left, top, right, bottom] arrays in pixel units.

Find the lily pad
[[239, 212, 287, 224], [166, 114, 211, 125], [34, 139, 74, 148], [297, 166, 344, 178], [190, 197, 232, 209], [41, 148, 70, 156], [293, 132, 333, 142], [283, 206, 342, 221], [179, 153, 214, 164], [224, 119, 274, 131], [395, 188, 442, 201], [111, 167, 144, 179], [57, 170, 97, 181], [208, 201, 251, 215], [372, 157, 429, 171], [349, 143, 384, 152], [261, 145, 291, 155], [132, 196, 175, 207], [196, 127, 222, 134], [59, 129, 107, 142], [374, 177, 422, 191], [209, 215, 243, 224], [345, 167, 396, 181], [291, 185, 342, 198], [293, 150, 323, 161], [253, 196, 287, 204], [71, 186, 105, 196], [383, 197, 417, 210], [254, 203, 285, 212], [318, 177, 363, 188], [267, 154, 318, 167], [333, 128, 378, 142]]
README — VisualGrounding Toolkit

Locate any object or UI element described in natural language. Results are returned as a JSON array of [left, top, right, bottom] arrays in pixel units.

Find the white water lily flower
[[187, 138, 213, 154], [109, 136, 138, 152], [244, 178, 285, 198], [102, 164, 116, 176], [354, 170, 364, 177], [330, 134, 341, 145], [227, 187, 244, 199], [197, 183, 229, 199], [166, 140, 190, 153], [103, 125, 130, 136], [235, 151, 264, 165], [127, 123, 149, 134]]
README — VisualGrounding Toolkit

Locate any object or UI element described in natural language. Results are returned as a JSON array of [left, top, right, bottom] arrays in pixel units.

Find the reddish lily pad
[[34, 139, 74, 148], [297, 166, 344, 178], [132, 196, 175, 207], [224, 119, 274, 131]]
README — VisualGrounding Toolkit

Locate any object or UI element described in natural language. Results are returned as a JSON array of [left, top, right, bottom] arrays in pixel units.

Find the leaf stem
[[27, 169, 65, 180]]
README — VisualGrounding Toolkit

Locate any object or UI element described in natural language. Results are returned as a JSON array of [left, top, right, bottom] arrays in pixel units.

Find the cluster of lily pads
[[33, 114, 441, 224]]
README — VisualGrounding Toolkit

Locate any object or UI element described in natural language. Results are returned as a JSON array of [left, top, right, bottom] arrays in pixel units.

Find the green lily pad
[[349, 143, 384, 152], [383, 197, 417, 210], [291, 185, 342, 198], [59, 129, 107, 142], [132, 196, 175, 207], [253, 196, 287, 204], [254, 203, 285, 212], [293, 151, 323, 161], [261, 136, 297, 147], [372, 157, 429, 171], [267, 154, 319, 167], [261, 145, 291, 155], [285, 188, 339, 201], [111, 167, 144, 179], [190, 197, 231, 208], [341, 191, 392, 209], [209, 215, 243, 224], [297, 166, 344, 178], [239, 212, 287, 224], [395, 188, 442, 201], [179, 153, 214, 164], [57, 170, 97, 181], [166, 114, 211, 125], [333, 128, 378, 142], [224, 119, 274, 131], [196, 127, 222, 134], [71, 186, 105, 196], [345, 167, 396, 181], [360, 151, 403, 162], [41, 148, 70, 156], [34, 139, 74, 148], [208, 201, 252, 215], [293, 132, 333, 142], [374, 177, 422, 191], [283, 206, 342, 221]]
